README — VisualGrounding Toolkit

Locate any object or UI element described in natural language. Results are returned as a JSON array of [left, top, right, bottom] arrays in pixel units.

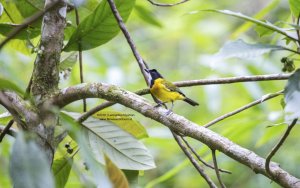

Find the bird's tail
[[183, 97, 199, 106]]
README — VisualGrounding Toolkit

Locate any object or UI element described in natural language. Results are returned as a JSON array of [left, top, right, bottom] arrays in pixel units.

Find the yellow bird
[[145, 69, 199, 113]]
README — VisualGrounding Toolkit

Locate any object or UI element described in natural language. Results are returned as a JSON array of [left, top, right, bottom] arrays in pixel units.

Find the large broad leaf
[[52, 157, 73, 188], [0, 23, 40, 39], [0, 77, 24, 95], [134, 4, 162, 27], [230, 0, 280, 38], [94, 110, 148, 139], [198, 9, 298, 41], [105, 154, 129, 188], [59, 112, 115, 187], [215, 39, 285, 59], [289, 0, 300, 17], [15, 0, 39, 18], [10, 132, 55, 188], [63, 0, 136, 51], [284, 69, 300, 122], [59, 52, 78, 71], [82, 115, 155, 170], [0, 112, 12, 125]]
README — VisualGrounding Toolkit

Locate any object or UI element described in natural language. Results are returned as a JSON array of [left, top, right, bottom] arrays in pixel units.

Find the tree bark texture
[[52, 82, 300, 188]]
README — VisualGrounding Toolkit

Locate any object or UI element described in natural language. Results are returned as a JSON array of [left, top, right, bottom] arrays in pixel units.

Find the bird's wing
[[161, 80, 186, 96]]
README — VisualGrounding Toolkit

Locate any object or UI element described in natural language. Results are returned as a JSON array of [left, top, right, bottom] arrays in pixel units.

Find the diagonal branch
[[0, 125, 17, 138], [204, 90, 283, 128], [265, 118, 298, 176], [51, 82, 300, 188], [211, 149, 227, 188], [172, 131, 217, 188], [106, 0, 149, 84], [0, 120, 14, 142], [181, 136, 231, 174]]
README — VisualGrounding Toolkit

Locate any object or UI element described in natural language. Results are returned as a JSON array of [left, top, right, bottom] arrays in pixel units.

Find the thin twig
[[106, 0, 149, 84], [74, 7, 86, 112], [296, 13, 300, 47], [147, 0, 190, 7], [171, 131, 217, 188], [0, 119, 14, 142], [76, 101, 114, 122], [212, 149, 227, 188], [174, 74, 290, 87], [204, 90, 283, 128], [0, 1, 61, 50], [265, 118, 298, 176], [0, 125, 17, 138], [181, 136, 231, 174]]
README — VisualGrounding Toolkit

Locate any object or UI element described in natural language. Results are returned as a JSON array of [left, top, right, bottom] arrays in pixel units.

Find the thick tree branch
[[52, 83, 300, 187], [27, 0, 67, 165], [0, 91, 39, 128], [78, 74, 290, 122], [31, 0, 67, 100]]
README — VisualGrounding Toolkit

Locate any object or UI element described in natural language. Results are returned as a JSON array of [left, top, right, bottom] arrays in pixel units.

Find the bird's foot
[[165, 109, 173, 115], [154, 103, 162, 108]]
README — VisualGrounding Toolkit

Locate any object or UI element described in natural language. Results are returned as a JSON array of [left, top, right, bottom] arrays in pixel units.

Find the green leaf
[[122, 170, 139, 186], [230, 0, 280, 38], [284, 69, 300, 122], [105, 154, 129, 188], [82, 115, 155, 170], [25, 0, 44, 10], [52, 157, 73, 188], [59, 52, 78, 71], [0, 77, 24, 95], [63, 0, 136, 51], [289, 0, 300, 17], [255, 125, 285, 147], [10, 132, 55, 188], [215, 39, 285, 59], [254, 20, 277, 37], [197, 9, 298, 41], [94, 110, 148, 139], [0, 1, 24, 22], [59, 112, 113, 187], [0, 23, 40, 39], [134, 5, 162, 27], [0, 112, 12, 125], [14, 0, 39, 18]]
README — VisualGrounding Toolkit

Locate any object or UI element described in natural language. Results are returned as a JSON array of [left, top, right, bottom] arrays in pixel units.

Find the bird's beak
[[144, 69, 149, 73]]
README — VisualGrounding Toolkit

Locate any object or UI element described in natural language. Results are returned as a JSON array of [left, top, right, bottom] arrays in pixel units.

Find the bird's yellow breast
[[150, 78, 185, 103]]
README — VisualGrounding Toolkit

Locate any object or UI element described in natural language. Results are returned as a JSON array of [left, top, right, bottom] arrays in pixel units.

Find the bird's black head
[[145, 69, 164, 88], [145, 69, 163, 80]]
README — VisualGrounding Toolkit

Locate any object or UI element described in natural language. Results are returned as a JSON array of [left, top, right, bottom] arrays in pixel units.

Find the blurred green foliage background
[[1, 0, 299, 187]]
